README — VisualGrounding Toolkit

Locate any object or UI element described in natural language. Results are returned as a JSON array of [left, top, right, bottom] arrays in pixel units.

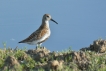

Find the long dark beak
[[51, 18, 58, 24]]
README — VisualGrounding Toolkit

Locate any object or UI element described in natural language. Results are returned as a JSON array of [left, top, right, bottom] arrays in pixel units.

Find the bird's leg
[[38, 44, 40, 48], [36, 43, 42, 48], [36, 44, 39, 49], [39, 43, 42, 48]]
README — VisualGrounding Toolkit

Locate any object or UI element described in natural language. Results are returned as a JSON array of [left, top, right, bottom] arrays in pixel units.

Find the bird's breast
[[38, 29, 51, 43], [47, 29, 51, 36]]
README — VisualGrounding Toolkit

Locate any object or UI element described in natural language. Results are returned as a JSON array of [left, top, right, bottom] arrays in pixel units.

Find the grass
[[0, 41, 106, 71]]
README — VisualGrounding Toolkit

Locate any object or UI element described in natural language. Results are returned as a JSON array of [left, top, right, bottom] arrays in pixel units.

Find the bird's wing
[[19, 27, 47, 43]]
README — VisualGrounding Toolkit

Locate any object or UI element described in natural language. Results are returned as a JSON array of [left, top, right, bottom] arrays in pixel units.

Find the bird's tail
[[18, 40, 24, 43]]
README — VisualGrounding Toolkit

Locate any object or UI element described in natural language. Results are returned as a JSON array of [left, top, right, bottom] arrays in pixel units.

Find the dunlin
[[19, 14, 58, 47]]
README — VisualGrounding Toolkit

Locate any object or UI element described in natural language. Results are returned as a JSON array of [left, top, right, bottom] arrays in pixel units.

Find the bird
[[18, 14, 58, 48]]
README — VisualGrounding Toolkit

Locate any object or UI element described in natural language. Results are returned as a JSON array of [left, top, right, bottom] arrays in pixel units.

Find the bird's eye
[[47, 16, 49, 17]]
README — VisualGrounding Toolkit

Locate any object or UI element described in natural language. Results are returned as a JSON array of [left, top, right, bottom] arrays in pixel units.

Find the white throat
[[45, 20, 49, 28]]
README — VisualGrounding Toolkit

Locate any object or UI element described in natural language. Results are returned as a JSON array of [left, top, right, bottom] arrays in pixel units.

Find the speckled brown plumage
[[19, 23, 49, 43], [18, 14, 58, 46]]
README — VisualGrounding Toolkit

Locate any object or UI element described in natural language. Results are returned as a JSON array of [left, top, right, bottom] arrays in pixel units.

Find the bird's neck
[[42, 20, 50, 29], [45, 20, 49, 28]]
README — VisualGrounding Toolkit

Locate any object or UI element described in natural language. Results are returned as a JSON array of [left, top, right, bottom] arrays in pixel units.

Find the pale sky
[[0, 0, 106, 51]]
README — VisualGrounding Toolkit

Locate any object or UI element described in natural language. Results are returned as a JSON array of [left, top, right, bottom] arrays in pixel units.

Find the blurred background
[[0, 0, 106, 51]]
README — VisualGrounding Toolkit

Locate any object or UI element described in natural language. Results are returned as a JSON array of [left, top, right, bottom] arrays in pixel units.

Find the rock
[[71, 51, 87, 61], [26, 47, 50, 62], [47, 60, 64, 71], [65, 51, 90, 70], [80, 39, 106, 53], [1, 56, 22, 71]]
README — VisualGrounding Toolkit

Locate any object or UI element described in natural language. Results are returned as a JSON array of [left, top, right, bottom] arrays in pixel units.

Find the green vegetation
[[0, 39, 106, 71]]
